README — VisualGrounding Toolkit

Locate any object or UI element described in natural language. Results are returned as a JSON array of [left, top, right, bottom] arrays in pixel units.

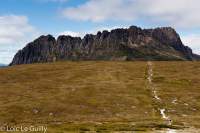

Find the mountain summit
[[10, 26, 199, 65]]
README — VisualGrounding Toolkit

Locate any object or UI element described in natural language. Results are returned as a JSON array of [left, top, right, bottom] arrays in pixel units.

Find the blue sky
[[0, 0, 200, 64]]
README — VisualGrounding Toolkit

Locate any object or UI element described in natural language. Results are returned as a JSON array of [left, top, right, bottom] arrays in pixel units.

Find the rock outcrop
[[10, 26, 199, 65]]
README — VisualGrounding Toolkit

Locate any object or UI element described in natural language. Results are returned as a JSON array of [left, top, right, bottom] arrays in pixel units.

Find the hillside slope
[[1, 61, 200, 132], [10, 26, 199, 66]]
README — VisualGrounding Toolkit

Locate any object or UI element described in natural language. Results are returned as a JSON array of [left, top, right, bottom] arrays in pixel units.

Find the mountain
[[10, 26, 200, 65], [0, 63, 6, 67]]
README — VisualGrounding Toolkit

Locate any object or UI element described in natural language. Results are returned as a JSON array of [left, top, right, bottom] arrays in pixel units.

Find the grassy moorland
[[0, 61, 199, 132], [153, 62, 200, 128]]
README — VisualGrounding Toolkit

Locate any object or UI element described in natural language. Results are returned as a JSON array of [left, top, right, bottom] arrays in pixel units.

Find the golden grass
[[0, 61, 199, 132], [153, 61, 200, 128]]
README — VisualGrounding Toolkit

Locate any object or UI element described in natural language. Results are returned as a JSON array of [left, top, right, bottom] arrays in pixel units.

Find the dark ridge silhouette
[[10, 26, 200, 65]]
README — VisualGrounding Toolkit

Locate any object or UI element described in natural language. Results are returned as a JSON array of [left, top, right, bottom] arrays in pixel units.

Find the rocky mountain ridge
[[10, 26, 200, 65]]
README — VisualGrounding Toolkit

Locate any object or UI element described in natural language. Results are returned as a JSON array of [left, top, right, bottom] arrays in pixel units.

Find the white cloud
[[62, 0, 200, 28], [62, 0, 137, 22], [0, 15, 36, 44], [182, 34, 200, 54], [0, 15, 39, 64], [58, 31, 83, 37]]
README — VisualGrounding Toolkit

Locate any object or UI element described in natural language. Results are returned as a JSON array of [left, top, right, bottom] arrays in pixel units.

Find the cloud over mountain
[[62, 0, 200, 28], [0, 15, 36, 44], [0, 15, 39, 64]]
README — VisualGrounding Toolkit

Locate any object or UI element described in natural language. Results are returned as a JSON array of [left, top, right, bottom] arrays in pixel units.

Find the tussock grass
[[0, 61, 199, 132]]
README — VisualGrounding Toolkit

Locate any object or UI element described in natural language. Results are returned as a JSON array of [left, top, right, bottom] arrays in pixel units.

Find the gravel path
[[147, 61, 172, 125]]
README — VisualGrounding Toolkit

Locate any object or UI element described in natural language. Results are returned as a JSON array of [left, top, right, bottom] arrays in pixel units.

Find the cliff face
[[10, 35, 57, 65], [10, 26, 199, 65]]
